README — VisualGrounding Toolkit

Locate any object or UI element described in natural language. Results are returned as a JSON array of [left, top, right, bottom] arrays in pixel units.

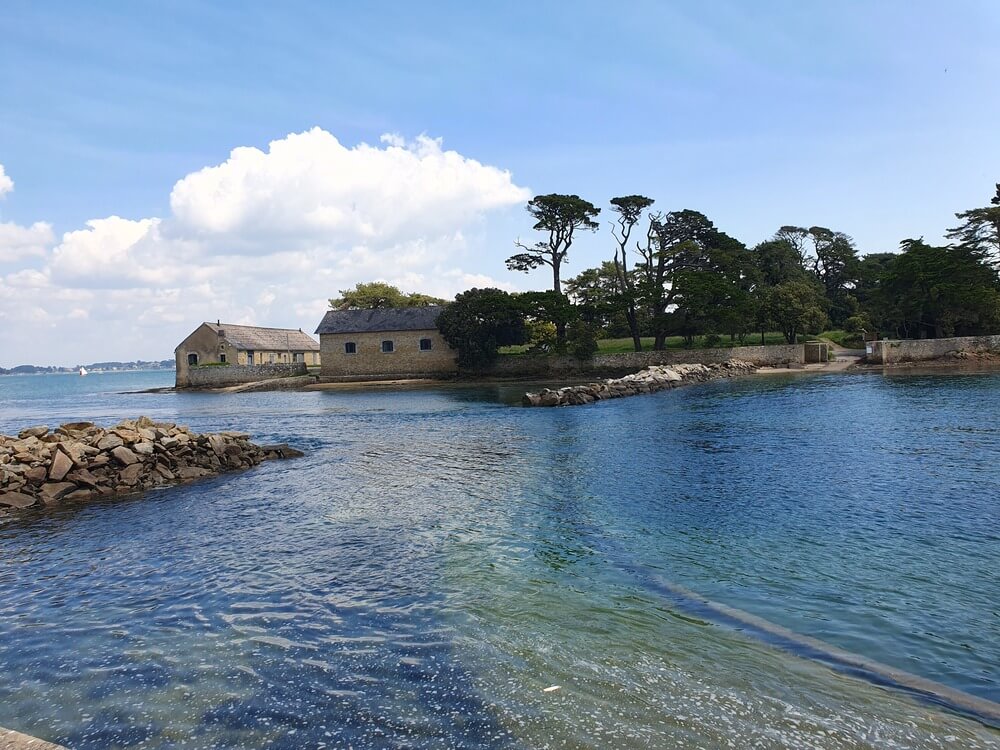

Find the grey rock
[[111, 446, 139, 466], [97, 434, 124, 451]]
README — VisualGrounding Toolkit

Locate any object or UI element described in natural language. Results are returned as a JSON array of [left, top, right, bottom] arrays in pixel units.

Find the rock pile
[[523, 360, 757, 407], [0, 417, 301, 512]]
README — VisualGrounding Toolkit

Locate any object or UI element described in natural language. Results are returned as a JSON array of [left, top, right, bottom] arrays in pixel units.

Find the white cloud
[[0, 129, 531, 365], [0, 221, 54, 263], [0, 164, 13, 198], [168, 128, 529, 253]]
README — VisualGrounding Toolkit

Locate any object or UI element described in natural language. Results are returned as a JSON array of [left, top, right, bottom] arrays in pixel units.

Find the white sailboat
[[79, 367, 88, 376]]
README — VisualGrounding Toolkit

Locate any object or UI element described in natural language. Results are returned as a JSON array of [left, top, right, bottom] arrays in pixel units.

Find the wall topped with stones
[[180, 362, 308, 388], [479, 344, 802, 378], [0, 417, 303, 512], [866, 335, 1000, 365]]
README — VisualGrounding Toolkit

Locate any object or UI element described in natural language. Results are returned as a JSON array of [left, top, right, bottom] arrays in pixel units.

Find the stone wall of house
[[866, 335, 1000, 365], [477, 343, 804, 378], [319, 329, 458, 378], [181, 363, 308, 388], [175, 324, 229, 385]]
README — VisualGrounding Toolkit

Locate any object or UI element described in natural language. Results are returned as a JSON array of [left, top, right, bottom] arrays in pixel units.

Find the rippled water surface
[[1, 369, 998, 748]]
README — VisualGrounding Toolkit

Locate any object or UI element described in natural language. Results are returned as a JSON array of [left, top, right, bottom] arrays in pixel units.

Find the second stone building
[[314, 306, 458, 380]]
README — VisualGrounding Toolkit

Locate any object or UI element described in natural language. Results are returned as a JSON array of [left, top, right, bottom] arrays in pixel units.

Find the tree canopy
[[436, 288, 529, 368], [329, 282, 445, 310], [946, 183, 1000, 265], [507, 194, 600, 294]]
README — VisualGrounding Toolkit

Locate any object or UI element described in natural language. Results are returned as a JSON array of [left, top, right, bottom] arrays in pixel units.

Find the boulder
[[17, 426, 49, 439], [96, 434, 124, 451], [260, 444, 305, 459], [177, 466, 211, 481], [111, 446, 139, 466], [133, 442, 155, 456], [0, 491, 37, 509], [66, 469, 103, 488], [48, 449, 74, 482], [118, 463, 145, 486], [39, 482, 78, 504]]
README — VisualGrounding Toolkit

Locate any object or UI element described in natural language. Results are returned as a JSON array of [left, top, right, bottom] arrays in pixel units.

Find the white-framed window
[[345, 342, 357, 354], [381, 340, 394, 353], [419, 338, 433, 351]]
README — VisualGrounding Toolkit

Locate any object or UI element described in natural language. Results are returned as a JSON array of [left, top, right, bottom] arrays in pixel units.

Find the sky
[[1, 0, 999, 367]]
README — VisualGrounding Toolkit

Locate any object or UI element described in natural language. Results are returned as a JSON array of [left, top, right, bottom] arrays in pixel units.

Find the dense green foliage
[[554, 184, 1000, 349], [329, 282, 445, 310], [435, 288, 529, 368], [398, 185, 1000, 369]]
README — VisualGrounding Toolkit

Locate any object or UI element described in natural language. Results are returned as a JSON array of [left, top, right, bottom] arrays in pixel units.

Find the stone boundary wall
[[867, 335, 1000, 365], [477, 343, 803, 378], [180, 362, 307, 388]]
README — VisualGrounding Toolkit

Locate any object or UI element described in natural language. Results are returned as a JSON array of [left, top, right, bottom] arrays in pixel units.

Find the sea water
[[0, 369, 998, 748]]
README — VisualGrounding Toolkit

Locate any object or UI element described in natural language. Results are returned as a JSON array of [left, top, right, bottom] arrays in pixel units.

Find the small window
[[344, 342, 357, 354], [187, 353, 198, 366], [219, 353, 227, 363], [419, 338, 433, 351], [268, 353, 276, 364], [381, 340, 394, 353]]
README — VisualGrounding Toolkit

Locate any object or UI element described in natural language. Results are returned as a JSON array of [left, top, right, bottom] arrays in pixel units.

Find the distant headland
[[0, 360, 176, 376]]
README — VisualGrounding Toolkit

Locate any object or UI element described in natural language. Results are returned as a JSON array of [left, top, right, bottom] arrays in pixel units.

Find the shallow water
[[0, 370, 998, 748]]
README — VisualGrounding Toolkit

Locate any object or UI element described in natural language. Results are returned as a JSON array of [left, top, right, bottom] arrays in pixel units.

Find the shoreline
[[126, 353, 1000, 396]]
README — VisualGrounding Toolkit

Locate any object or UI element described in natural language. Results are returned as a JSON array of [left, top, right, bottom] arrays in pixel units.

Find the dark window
[[219, 353, 227, 363], [344, 342, 357, 354], [419, 338, 433, 351], [381, 340, 394, 353], [187, 353, 198, 366]]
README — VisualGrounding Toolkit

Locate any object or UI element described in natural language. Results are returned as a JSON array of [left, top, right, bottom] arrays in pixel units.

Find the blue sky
[[1, 1, 999, 365]]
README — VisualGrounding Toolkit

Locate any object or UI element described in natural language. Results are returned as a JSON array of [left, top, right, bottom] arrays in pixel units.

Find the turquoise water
[[0, 370, 998, 748]]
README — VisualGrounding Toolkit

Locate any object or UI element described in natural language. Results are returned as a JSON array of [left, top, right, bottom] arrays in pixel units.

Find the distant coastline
[[0, 360, 175, 376]]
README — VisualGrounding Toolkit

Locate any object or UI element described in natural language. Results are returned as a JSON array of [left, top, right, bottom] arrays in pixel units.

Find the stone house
[[174, 322, 321, 386], [314, 306, 457, 379]]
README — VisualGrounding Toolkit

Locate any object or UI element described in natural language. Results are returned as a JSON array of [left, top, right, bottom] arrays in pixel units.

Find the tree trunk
[[654, 331, 667, 350], [625, 306, 642, 351], [552, 260, 561, 295]]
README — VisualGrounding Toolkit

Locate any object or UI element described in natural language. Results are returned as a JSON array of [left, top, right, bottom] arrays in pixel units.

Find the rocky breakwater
[[0, 417, 304, 512], [523, 360, 757, 407]]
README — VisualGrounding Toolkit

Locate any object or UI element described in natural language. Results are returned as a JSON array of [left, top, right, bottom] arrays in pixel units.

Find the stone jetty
[[0, 417, 303, 512], [523, 360, 757, 407]]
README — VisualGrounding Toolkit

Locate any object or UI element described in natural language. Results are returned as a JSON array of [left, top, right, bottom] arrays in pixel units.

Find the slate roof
[[314, 306, 445, 335], [205, 323, 320, 351]]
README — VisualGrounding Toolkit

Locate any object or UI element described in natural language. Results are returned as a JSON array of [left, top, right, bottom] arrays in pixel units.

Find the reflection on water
[[0, 370, 998, 748]]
